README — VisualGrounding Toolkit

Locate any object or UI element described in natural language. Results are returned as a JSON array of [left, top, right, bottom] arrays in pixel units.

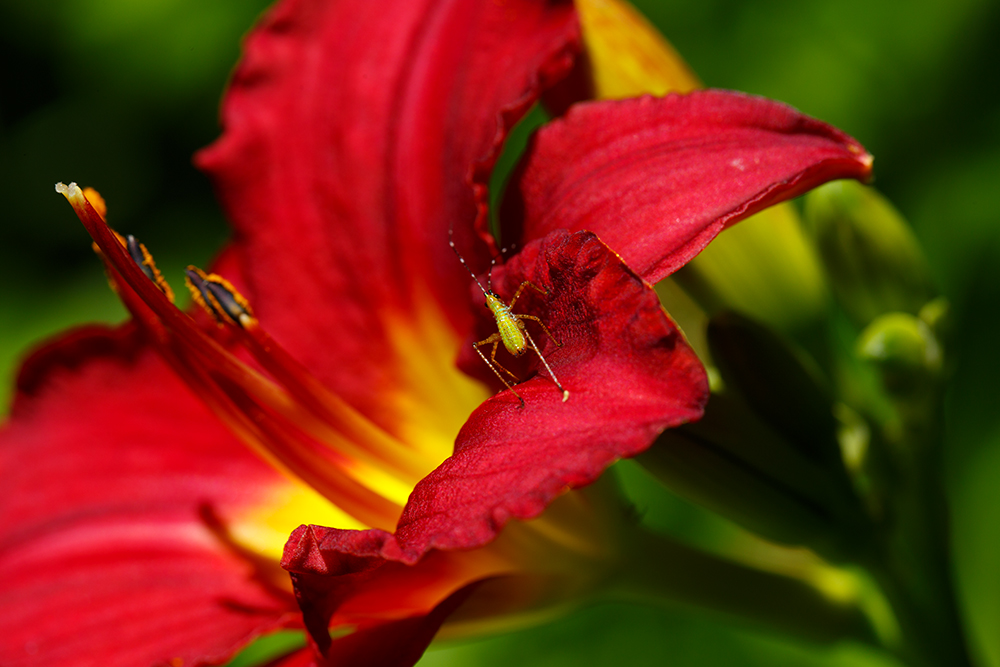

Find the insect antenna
[[486, 241, 518, 293], [486, 248, 502, 294], [449, 226, 490, 298]]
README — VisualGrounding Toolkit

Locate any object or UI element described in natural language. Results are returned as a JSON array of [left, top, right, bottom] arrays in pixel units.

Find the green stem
[[606, 526, 880, 648], [865, 420, 974, 667]]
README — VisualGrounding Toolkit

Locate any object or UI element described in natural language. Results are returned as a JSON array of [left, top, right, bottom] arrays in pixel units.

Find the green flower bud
[[672, 203, 829, 339], [856, 312, 942, 397], [804, 181, 934, 327], [918, 297, 951, 346]]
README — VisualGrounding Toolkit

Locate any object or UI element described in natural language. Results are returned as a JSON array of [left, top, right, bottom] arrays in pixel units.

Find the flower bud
[[672, 203, 830, 341], [804, 180, 934, 327], [856, 312, 942, 398], [918, 297, 951, 347]]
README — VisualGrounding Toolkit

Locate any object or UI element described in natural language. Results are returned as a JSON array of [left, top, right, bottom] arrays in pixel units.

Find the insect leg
[[474, 334, 525, 407], [523, 328, 569, 402], [515, 313, 562, 347], [479, 337, 519, 381], [508, 280, 547, 309]]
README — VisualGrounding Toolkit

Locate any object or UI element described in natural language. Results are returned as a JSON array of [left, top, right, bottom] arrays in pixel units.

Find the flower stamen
[[127, 234, 175, 302], [185, 267, 255, 328], [182, 265, 431, 481], [57, 181, 435, 530]]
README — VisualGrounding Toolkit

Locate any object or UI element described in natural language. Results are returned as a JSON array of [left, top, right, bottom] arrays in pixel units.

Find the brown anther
[[88, 230, 174, 303], [185, 266, 256, 328], [124, 234, 174, 302]]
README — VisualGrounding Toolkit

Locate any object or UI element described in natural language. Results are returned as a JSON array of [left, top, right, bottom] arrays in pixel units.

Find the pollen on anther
[[123, 234, 175, 302], [185, 266, 255, 328]]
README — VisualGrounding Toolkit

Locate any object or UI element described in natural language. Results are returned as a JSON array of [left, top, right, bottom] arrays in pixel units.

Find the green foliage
[[0, 0, 272, 406]]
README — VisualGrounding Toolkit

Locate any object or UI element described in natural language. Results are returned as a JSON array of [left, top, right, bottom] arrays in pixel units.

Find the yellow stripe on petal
[[576, 0, 701, 100], [384, 290, 491, 467], [229, 478, 365, 563]]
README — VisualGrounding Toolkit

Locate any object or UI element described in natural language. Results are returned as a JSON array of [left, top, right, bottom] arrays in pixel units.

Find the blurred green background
[[1, 0, 998, 665]]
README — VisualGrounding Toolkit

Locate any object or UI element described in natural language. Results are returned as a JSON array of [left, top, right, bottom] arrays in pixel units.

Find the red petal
[[287, 530, 478, 667], [503, 90, 874, 283], [279, 231, 706, 660], [309, 585, 472, 667], [399, 230, 707, 554], [283, 525, 497, 666], [195, 0, 581, 420], [0, 328, 298, 667]]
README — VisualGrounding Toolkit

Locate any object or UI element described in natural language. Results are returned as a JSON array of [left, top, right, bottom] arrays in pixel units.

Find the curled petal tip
[[847, 144, 875, 179], [852, 144, 874, 162], [862, 152, 875, 173]]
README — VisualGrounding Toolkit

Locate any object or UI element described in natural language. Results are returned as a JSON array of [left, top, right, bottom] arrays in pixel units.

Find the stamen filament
[[105, 252, 408, 524], [212, 374, 404, 530], [182, 265, 431, 480], [240, 324, 430, 470], [57, 182, 433, 529]]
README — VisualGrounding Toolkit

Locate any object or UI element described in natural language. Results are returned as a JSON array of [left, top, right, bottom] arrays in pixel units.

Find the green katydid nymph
[[449, 228, 569, 408]]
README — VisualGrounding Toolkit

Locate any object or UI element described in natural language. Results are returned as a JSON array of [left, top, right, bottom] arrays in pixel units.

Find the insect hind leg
[[474, 334, 524, 407], [523, 328, 569, 402], [477, 336, 519, 381], [516, 313, 562, 347]]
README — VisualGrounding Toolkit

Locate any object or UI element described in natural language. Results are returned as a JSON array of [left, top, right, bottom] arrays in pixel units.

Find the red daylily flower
[[0, 1, 873, 666]]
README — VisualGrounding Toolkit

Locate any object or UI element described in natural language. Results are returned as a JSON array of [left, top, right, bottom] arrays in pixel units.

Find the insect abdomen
[[486, 294, 526, 356], [496, 311, 526, 356]]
